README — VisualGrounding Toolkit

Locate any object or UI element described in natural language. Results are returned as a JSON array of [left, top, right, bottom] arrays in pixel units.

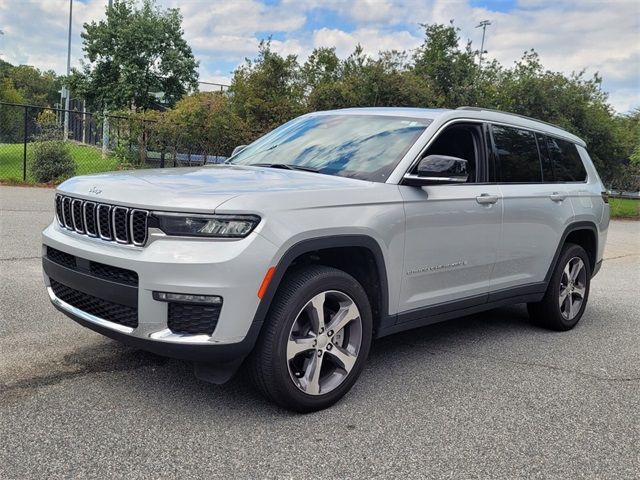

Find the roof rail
[[456, 106, 566, 132]]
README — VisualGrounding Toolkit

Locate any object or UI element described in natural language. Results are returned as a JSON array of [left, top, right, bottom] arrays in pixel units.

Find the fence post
[[102, 108, 109, 159], [23, 105, 28, 181]]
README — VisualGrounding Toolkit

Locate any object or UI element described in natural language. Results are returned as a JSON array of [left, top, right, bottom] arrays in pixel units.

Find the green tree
[[68, 0, 198, 111], [413, 22, 479, 107], [229, 40, 304, 134], [490, 50, 624, 181], [163, 92, 249, 157], [0, 78, 26, 142], [0, 60, 61, 107], [8, 65, 61, 106]]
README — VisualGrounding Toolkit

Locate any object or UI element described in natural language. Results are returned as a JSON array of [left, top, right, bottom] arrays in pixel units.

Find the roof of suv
[[317, 106, 586, 147]]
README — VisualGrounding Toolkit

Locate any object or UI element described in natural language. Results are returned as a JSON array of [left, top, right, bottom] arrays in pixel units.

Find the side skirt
[[375, 282, 546, 338]]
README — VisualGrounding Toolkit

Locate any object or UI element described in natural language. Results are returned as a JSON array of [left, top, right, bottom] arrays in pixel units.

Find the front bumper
[[42, 221, 277, 362], [48, 286, 262, 362]]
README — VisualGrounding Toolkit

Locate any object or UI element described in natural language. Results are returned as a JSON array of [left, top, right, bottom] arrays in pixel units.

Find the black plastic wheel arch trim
[[543, 221, 598, 282], [250, 234, 391, 331]]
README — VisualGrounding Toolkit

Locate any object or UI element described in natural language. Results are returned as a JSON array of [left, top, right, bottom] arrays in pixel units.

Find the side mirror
[[404, 155, 468, 186], [231, 145, 247, 157]]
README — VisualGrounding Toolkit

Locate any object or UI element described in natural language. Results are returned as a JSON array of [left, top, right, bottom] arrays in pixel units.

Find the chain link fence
[[0, 101, 227, 183]]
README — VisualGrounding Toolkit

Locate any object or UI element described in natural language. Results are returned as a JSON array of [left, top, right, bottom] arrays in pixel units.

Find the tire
[[248, 265, 373, 413], [527, 243, 591, 331]]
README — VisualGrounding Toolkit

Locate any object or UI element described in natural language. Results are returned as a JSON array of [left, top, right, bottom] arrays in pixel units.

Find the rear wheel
[[528, 243, 591, 331], [248, 265, 372, 412]]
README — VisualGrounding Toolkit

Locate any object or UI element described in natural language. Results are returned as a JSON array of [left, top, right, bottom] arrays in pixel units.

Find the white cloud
[[313, 27, 422, 58], [0, 0, 637, 112]]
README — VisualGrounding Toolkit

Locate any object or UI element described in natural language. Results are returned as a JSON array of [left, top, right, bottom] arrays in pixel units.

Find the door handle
[[550, 192, 566, 202], [476, 193, 498, 205]]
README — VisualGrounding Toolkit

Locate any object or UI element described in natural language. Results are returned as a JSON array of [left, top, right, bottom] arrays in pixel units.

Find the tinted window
[[535, 133, 555, 182], [492, 125, 542, 183], [546, 136, 587, 182], [422, 125, 478, 182], [229, 114, 430, 182]]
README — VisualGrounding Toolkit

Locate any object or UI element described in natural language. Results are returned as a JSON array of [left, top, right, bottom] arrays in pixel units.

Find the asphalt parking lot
[[1, 185, 638, 479]]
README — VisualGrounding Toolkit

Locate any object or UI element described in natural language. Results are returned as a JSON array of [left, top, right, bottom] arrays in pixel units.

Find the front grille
[[55, 194, 148, 246], [47, 246, 76, 269], [50, 279, 138, 328], [89, 261, 138, 286], [168, 303, 221, 335]]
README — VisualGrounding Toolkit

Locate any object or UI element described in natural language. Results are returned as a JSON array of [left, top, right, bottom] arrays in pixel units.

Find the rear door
[[490, 125, 574, 293]]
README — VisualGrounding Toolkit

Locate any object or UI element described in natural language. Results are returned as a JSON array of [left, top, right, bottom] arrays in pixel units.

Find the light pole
[[476, 20, 491, 70], [63, 0, 72, 141], [102, 0, 113, 158]]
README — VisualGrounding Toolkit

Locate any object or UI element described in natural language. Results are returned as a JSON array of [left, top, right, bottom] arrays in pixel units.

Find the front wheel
[[528, 243, 591, 331], [248, 265, 372, 412]]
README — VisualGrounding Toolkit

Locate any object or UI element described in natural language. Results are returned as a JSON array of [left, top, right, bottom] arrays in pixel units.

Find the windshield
[[227, 114, 431, 182]]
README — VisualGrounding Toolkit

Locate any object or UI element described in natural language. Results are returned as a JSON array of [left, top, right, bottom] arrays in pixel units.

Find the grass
[[0, 142, 119, 183], [609, 197, 640, 218], [2, 143, 638, 220]]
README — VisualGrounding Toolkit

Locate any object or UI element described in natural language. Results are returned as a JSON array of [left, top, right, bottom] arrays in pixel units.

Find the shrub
[[30, 138, 76, 183]]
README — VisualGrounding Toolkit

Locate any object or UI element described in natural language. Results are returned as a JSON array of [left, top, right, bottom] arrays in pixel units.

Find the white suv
[[42, 107, 609, 412]]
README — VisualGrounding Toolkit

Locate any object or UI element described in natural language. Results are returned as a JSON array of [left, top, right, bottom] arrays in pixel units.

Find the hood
[[57, 165, 370, 212]]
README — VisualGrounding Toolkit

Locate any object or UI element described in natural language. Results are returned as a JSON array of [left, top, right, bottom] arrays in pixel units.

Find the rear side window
[[492, 125, 542, 183], [546, 137, 587, 182], [535, 133, 555, 182]]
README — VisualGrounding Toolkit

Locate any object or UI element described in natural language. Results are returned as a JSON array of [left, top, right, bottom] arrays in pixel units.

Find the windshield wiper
[[249, 163, 320, 173]]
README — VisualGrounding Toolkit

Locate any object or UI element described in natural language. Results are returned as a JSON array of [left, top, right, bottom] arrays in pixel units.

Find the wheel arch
[[251, 235, 391, 334], [545, 221, 598, 283]]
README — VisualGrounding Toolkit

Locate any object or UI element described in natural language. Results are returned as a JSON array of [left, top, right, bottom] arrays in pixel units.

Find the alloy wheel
[[559, 256, 587, 320], [286, 290, 362, 395]]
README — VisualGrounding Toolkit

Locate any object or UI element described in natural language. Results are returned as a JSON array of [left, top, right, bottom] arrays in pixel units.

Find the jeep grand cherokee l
[[42, 107, 609, 412]]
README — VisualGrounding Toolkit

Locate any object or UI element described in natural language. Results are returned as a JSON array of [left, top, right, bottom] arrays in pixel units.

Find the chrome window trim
[[403, 174, 468, 184]]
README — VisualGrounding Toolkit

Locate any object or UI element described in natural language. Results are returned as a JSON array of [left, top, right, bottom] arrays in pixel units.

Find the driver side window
[[419, 125, 479, 183]]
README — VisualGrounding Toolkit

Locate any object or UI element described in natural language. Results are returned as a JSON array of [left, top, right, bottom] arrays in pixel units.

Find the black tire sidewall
[[547, 244, 592, 330], [267, 267, 372, 412]]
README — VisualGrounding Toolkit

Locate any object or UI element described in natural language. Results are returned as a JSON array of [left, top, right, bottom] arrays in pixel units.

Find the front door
[[398, 123, 502, 316]]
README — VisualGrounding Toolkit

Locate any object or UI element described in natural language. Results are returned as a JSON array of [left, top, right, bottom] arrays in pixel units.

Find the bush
[[30, 138, 76, 183], [612, 163, 640, 193]]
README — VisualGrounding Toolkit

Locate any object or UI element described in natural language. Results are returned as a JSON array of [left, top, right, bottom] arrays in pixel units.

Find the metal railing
[[0, 101, 227, 182]]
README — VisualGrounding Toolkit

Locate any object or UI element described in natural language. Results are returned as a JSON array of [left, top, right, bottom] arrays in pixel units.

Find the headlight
[[152, 213, 260, 238]]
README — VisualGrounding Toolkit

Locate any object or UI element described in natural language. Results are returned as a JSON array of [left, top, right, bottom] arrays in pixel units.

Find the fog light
[[153, 291, 222, 305]]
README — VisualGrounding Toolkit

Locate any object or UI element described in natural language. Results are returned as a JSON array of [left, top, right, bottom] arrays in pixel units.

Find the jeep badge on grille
[[88, 186, 102, 195]]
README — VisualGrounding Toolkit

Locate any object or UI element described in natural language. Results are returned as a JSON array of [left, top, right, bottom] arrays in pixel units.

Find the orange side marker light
[[257, 266, 276, 299]]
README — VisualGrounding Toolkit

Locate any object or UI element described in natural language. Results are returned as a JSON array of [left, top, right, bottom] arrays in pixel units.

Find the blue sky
[[1, 0, 638, 112]]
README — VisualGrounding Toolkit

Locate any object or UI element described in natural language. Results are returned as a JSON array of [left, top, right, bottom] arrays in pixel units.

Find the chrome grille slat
[[97, 204, 112, 240], [55, 195, 64, 226], [71, 199, 85, 233], [112, 206, 129, 244], [55, 195, 148, 246], [83, 201, 98, 237], [130, 209, 149, 246], [62, 197, 73, 230]]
